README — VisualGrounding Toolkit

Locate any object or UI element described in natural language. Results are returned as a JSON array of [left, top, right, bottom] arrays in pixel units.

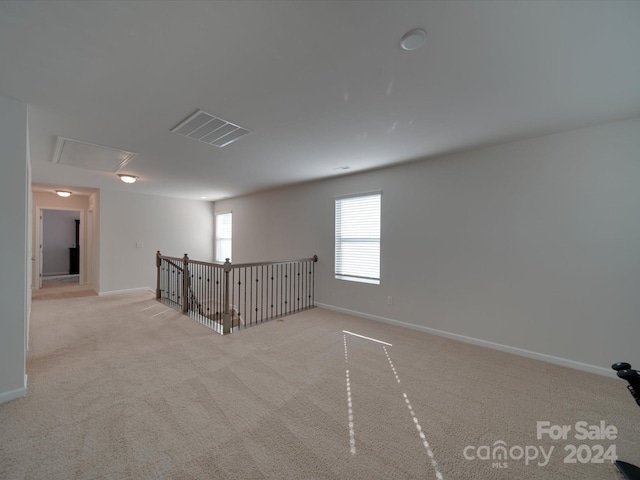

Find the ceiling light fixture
[[400, 28, 427, 51], [56, 190, 72, 197], [118, 174, 138, 184]]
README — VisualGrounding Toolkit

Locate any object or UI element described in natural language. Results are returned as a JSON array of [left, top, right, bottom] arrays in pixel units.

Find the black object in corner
[[612, 362, 640, 480]]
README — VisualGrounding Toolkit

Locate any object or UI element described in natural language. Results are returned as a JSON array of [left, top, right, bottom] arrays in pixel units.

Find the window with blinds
[[215, 212, 232, 262], [335, 192, 381, 284]]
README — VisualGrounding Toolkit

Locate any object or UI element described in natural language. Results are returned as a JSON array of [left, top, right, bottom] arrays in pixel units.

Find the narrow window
[[335, 193, 381, 284], [215, 212, 232, 262]]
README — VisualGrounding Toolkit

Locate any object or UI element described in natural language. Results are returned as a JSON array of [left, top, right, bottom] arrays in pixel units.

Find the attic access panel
[[52, 137, 136, 172]]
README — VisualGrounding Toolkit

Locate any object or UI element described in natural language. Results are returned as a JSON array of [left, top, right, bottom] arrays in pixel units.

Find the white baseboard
[[315, 302, 612, 378], [0, 385, 27, 405], [98, 287, 154, 296]]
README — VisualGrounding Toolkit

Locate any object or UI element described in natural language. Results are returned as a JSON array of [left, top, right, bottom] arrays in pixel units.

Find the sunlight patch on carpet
[[342, 330, 392, 346], [344, 334, 356, 455], [383, 345, 443, 479]]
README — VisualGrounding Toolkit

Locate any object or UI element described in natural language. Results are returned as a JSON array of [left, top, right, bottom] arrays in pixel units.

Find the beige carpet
[[32, 284, 97, 301], [1, 291, 638, 479]]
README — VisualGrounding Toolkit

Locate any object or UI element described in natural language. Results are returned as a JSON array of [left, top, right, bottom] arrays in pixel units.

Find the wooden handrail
[[157, 253, 317, 270], [231, 255, 318, 269]]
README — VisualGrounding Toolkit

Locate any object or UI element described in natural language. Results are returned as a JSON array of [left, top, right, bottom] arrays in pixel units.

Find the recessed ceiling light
[[200, 196, 208, 199], [56, 190, 72, 197], [118, 174, 138, 184], [332, 166, 350, 171], [400, 28, 427, 51]]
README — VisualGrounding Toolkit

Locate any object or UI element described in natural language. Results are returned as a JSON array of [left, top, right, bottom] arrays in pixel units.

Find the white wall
[[99, 189, 215, 294], [0, 94, 28, 403], [215, 117, 640, 375], [42, 210, 80, 275]]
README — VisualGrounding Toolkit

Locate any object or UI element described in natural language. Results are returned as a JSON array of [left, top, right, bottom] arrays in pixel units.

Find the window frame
[[215, 211, 232, 263], [334, 191, 381, 285]]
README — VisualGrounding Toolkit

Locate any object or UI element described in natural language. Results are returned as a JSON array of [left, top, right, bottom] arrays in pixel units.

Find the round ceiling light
[[56, 190, 72, 197], [400, 28, 427, 51], [118, 174, 138, 184]]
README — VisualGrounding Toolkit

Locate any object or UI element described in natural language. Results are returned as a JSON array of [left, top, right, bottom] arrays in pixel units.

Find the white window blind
[[335, 193, 381, 284], [215, 212, 232, 262]]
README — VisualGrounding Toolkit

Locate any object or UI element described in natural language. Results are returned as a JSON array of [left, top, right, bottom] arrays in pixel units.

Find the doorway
[[36, 207, 84, 290]]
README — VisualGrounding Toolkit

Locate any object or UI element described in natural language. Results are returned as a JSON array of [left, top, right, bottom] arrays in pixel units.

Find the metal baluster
[[288, 263, 291, 315], [156, 251, 161, 299], [279, 263, 283, 318], [197, 263, 201, 323], [169, 261, 172, 304], [255, 265, 259, 324], [231, 267, 235, 331], [214, 266, 219, 331], [308, 260, 312, 309], [220, 266, 224, 332], [308, 260, 312, 308], [284, 263, 287, 316], [210, 264, 214, 329], [298, 261, 301, 311], [242, 266, 246, 328], [300, 260, 304, 310], [174, 261, 177, 306], [269, 264, 274, 320], [223, 259, 231, 334], [312, 255, 317, 306], [303, 260, 307, 310], [202, 264, 206, 325], [194, 262, 198, 322], [261, 265, 265, 323]]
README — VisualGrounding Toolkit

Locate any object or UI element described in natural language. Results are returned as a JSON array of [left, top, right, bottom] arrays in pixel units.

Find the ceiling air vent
[[52, 137, 136, 172], [170, 110, 250, 148]]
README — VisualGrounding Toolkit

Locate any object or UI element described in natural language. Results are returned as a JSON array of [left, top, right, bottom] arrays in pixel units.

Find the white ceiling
[[1, 0, 639, 200]]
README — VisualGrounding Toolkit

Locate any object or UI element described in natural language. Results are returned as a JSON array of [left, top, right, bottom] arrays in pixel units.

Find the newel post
[[223, 258, 232, 335], [182, 253, 190, 313], [156, 251, 161, 299]]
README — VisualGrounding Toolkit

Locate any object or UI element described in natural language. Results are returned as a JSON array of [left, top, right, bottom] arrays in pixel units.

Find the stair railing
[[156, 252, 318, 335]]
